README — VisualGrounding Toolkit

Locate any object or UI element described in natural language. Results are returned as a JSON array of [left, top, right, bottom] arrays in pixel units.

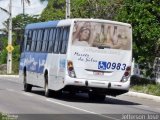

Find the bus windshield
[[72, 21, 131, 50]]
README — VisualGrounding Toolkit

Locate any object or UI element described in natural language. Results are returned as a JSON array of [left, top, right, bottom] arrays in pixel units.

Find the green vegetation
[[40, 0, 121, 21], [131, 84, 160, 96], [0, 113, 17, 120], [40, 0, 65, 21], [130, 76, 160, 96], [130, 76, 156, 86], [115, 0, 160, 77]]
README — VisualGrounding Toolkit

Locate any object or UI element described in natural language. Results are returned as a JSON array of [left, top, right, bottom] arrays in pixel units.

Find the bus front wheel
[[23, 72, 32, 92]]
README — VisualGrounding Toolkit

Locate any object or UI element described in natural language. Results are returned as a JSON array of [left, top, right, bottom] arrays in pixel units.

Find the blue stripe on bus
[[19, 52, 47, 73], [25, 21, 60, 30]]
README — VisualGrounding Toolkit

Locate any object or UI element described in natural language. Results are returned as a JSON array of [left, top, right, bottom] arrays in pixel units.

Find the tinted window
[[48, 29, 55, 52], [42, 29, 49, 52], [31, 30, 38, 51], [60, 27, 70, 54], [53, 28, 61, 53], [36, 30, 43, 52], [57, 28, 64, 53], [51, 29, 57, 52], [26, 30, 32, 51]]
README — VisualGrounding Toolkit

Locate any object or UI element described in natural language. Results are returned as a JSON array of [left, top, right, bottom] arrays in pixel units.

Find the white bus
[[19, 19, 132, 101]]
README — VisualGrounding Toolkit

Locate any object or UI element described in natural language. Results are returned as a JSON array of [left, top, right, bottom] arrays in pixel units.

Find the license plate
[[93, 72, 104, 75]]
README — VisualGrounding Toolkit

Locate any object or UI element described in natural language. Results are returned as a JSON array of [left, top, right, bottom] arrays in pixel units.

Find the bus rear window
[[72, 21, 132, 50]]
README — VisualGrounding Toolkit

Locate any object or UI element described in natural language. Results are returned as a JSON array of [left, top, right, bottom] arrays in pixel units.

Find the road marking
[[0, 75, 19, 78], [6, 88, 33, 97], [22, 92, 33, 96], [46, 99, 120, 120], [140, 105, 149, 108], [6, 88, 15, 92]]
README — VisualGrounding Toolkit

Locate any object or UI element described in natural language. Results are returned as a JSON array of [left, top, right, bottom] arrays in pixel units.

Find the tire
[[23, 71, 32, 92], [69, 91, 76, 96], [88, 92, 106, 101], [44, 74, 52, 97], [52, 90, 62, 98]]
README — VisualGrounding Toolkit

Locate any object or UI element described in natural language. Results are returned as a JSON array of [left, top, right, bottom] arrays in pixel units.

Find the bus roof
[[25, 19, 131, 30], [73, 18, 131, 27], [25, 20, 73, 30]]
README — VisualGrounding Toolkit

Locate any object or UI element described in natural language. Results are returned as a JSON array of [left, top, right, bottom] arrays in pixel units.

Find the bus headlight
[[67, 61, 76, 78], [121, 66, 131, 82]]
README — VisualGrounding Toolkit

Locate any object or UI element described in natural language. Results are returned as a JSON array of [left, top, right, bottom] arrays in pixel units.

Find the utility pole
[[7, 0, 13, 74], [66, 0, 70, 19], [23, 0, 25, 16]]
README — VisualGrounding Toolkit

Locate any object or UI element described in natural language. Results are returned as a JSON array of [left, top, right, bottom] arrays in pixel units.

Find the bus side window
[[48, 29, 54, 53], [57, 27, 64, 53], [53, 28, 61, 53], [60, 27, 70, 54], [36, 30, 42, 52], [31, 30, 38, 51], [42, 29, 49, 52], [26, 30, 32, 51], [22, 30, 28, 52], [45, 29, 50, 52], [51, 28, 57, 53]]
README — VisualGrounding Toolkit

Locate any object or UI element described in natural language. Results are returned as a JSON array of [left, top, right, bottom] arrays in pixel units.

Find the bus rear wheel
[[44, 74, 52, 97], [23, 72, 32, 92]]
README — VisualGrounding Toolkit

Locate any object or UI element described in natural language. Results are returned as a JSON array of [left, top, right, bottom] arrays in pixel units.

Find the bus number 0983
[[98, 61, 127, 71]]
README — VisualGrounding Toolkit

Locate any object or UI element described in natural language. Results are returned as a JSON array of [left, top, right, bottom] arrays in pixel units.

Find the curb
[[0, 75, 19, 78], [126, 91, 160, 102]]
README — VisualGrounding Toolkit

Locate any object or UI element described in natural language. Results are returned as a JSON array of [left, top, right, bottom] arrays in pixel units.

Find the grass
[[0, 113, 17, 120], [131, 83, 160, 96]]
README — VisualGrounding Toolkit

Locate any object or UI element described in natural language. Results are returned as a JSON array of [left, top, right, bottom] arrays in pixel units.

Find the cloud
[[0, 0, 47, 29]]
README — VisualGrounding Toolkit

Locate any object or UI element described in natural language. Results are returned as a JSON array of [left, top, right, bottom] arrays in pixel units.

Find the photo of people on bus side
[[72, 21, 131, 50]]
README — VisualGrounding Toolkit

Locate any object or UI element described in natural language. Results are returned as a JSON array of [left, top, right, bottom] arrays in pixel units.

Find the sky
[[0, 0, 48, 29]]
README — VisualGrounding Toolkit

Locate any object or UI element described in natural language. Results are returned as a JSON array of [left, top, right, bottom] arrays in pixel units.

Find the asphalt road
[[0, 76, 160, 120]]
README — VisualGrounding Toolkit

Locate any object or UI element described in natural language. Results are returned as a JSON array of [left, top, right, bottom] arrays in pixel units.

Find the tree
[[12, 14, 39, 44], [116, 0, 160, 63], [40, 0, 122, 21], [115, 0, 160, 76], [2, 14, 38, 33], [40, 0, 65, 21], [71, 0, 122, 19], [1, 14, 39, 52]]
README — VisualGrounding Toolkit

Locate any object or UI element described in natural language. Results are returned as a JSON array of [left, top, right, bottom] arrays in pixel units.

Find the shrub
[[12, 45, 20, 74], [131, 84, 160, 96], [0, 49, 7, 64], [130, 75, 156, 86]]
